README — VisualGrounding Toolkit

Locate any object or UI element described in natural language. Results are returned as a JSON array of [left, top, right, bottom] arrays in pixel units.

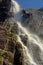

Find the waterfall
[[11, 0, 43, 65], [17, 22, 43, 65], [11, 0, 22, 22]]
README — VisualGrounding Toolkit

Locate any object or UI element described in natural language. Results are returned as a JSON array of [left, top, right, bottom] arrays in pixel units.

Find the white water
[[12, 0, 43, 65], [17, 22, 43, 65]]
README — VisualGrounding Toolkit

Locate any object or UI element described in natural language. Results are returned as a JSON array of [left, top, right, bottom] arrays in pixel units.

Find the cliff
[[22, 9, 43, 39]]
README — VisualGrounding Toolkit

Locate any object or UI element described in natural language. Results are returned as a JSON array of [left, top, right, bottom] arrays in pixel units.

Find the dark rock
[[14, 42, 23, 65], [38, 7, 43, 12], [0, 0, 11, 22], [20, 35, 28, 46], [3, 62, 6, 65]]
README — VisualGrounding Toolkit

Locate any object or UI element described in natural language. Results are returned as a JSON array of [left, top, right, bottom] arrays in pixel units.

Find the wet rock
[[20, 35, 28, 46], [0, 26, 23, 65], [14, 42, 23, 65]]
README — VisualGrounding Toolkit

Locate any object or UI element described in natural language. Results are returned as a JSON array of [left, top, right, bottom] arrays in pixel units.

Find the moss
[[0, 56, 4, 62], [3, 22, 10, 30], [3, 22, 18, 34], [7, 32, 17, 41], [11, 23, 18, 34]]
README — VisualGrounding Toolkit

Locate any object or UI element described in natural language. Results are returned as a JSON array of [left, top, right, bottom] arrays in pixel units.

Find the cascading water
[[17, 22, 43, 65], [12, 0, 43, 65]]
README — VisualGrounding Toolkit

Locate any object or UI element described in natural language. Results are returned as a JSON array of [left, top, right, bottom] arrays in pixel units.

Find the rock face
[[22, 9, 43, 39], [0, 0, 24, 63], [0, 25, 23, 65], [0, 0, 11, 22]]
